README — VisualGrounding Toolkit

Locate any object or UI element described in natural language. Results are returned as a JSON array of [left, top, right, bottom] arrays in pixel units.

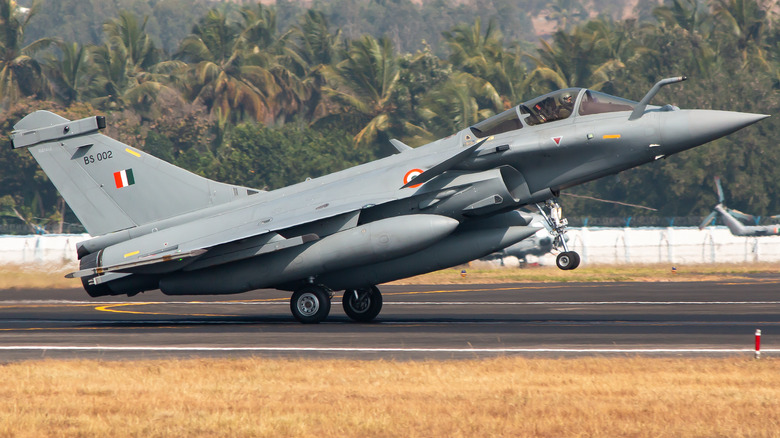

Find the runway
[[1, 277, 779, 360]]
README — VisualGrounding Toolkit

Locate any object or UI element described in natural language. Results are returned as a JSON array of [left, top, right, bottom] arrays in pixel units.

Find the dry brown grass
[[391, 262, 780, 284], [0, 357, 778, 437], [2, 262, 780, 290], [0, 264, 79, 290]]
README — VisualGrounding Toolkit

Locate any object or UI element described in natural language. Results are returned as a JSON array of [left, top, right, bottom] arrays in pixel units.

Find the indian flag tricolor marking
[[113, 169, 135, 188]]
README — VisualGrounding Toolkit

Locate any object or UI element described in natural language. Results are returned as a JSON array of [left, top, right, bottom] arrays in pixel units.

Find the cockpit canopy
[[470, 88, 639, 138]]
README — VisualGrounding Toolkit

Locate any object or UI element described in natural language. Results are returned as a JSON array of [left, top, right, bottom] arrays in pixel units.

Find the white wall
[[2, 227, 780, 269], [539, 226, 780, 266], [0, 234, 89, 268]]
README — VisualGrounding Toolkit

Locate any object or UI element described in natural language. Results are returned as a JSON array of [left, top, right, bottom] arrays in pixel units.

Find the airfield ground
[[3, 261, 780, 289], [1, 357, 778, 437], [1, 263, 779, 437]]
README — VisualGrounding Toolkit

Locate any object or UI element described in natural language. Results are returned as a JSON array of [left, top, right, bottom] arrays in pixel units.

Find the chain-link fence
[[0, 215, 762, 235], [0, 221, 86, 235]]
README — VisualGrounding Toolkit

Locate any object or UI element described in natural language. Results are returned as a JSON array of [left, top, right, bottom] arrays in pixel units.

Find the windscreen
[[470, 107, 522, 138], [578, 90, 637, 116]]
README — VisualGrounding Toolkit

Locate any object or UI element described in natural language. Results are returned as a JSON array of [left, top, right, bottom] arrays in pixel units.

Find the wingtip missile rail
[[11, 114, 106, 149]]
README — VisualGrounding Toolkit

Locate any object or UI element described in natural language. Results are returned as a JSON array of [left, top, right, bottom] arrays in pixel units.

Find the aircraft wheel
[[556, 251, 580, 270], [342, 286, 383, 322], [569, 251, 581, 269], [290, 285, 331, 324]]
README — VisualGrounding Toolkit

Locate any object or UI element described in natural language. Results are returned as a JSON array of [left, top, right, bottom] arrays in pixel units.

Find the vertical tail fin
[[12, 110, 260, 236]]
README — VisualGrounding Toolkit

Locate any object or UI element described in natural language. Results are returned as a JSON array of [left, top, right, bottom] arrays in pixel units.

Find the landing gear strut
[[536, 199, 580, 270], [342, 286, 383, 322], [290, 285, 332, 323]]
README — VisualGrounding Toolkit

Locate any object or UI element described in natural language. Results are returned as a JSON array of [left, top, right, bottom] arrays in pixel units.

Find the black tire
[[556, 251, 577, 270], [290, 285, 331, 324], [569, 251, 581, 270], [342, 286, 383, 322]]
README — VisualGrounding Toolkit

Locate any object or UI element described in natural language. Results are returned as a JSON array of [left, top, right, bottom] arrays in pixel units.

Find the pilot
[[556, 92, 574, 119]]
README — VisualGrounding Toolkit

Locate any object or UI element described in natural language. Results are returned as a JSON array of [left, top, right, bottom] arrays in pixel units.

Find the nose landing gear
[[537, 199, 581, 270]]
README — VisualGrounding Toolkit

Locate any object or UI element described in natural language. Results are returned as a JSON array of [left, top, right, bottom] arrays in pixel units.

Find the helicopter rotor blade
[[714, 176, 725, 204], [725, 207, 755, 223], [699, 211, 718, 229]]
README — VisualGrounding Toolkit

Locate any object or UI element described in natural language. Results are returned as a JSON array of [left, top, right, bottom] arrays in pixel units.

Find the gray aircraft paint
[[11, 77, 769, 322]]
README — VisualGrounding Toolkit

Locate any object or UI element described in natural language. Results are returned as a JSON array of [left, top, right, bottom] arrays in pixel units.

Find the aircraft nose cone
[[689, 110, 768, 140], [661, 110, 769, 154]]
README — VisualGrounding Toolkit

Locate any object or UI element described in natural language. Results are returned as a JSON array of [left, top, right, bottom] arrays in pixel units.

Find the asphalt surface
[[1, 277, 779, 361]]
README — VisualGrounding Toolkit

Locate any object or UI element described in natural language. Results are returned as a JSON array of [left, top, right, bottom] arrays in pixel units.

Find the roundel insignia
[[403, 168, 424, 188]]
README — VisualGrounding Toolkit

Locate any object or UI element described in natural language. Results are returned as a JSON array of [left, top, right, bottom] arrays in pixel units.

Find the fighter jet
[[699, 177, 780, 236], [10, 76, 767, 323]]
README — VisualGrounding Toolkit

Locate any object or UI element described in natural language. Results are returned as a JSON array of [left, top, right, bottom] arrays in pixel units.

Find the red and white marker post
[[755, 329, 762, 359]]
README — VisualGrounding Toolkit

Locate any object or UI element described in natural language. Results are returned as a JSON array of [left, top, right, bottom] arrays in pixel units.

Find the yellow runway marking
[[91, 297, 290, 317], [90, 287, 558, 317], [95, 303, 233, 317], [0, 303, 97, 309], [0, 325, 186, 332]]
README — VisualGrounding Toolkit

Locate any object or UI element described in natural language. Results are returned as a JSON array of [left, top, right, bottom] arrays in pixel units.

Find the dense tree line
[[1, 0, 779, 234]]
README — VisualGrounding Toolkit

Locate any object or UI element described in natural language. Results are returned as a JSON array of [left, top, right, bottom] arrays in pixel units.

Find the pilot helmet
[[560, 92, 573, 104]]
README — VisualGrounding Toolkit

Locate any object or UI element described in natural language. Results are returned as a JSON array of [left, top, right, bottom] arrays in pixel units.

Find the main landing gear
[[290, 285, 332, 324], [290, 284, 384, 323], [537, 199, 581, 270], [342, 286, 383, 322]]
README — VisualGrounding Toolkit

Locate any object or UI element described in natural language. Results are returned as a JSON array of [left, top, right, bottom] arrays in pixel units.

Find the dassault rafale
[[11, 77, 768, 323]]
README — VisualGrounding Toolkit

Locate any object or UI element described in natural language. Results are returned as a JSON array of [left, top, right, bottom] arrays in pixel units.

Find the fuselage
[[18, 82, 766, 297]]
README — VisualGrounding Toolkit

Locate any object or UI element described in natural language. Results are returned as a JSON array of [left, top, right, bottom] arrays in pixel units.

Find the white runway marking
[[0, 346, 778, 354], [386, 301, 780, 305], [3, 319, 778, 326]]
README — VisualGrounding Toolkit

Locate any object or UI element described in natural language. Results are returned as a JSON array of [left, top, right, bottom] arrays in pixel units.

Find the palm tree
[[639, 2, 721, 82], [103, 10, 158, 71], [442, 18, 504, 83], [442, 19, 538, 106], [237, 3, 305, 125], [324, 35, 401, 147], [527, 25, 624, 91], [546, 0, 589, 32], [86, 12, 179, 119], [284, 10, 344, 123], [43, 41, 87, 105], [0, 0, 52, 106], [712, 0, 771, 66], [653, 0, 711, 34], [176, 7, 277, 124], [417, 72, 500, 140]]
